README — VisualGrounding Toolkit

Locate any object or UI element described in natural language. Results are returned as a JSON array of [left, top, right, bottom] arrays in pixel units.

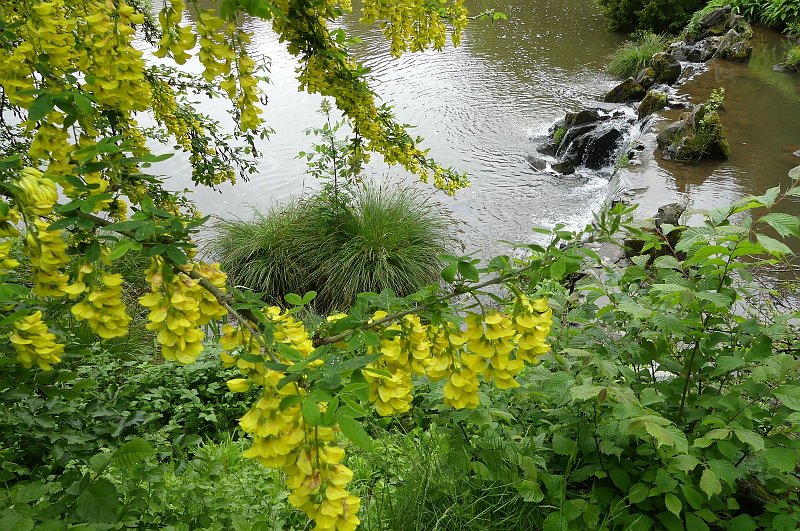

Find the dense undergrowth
[[3, 166, 800, 529]]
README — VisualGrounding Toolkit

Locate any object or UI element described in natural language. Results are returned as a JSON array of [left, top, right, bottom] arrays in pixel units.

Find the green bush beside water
[[598, 0, 706, 34], [207, 184, 459, 313], [607, 32, 669, 78]]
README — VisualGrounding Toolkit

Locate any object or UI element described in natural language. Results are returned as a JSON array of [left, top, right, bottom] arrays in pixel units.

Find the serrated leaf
[[699, 468, 722, 499], [670, 454, 700, 473], [685, 513, 710, 531], [110, 438, 154, 469], [629, 482, 649, 504], [75, 478, 119, 523], [337, 415, 373, 451], [760, 447, 799, 473], [570, 385, 605, 401], [760, 212, 800, 238], [756, 234, 792, 257], [774, 385, 800, 411], [665, 493, 682, 516], [733, 429, 764, 452]]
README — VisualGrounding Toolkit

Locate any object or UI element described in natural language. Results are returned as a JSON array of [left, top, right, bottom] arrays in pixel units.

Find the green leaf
[[569, 385, 605, 401], [670, 454, 700, 473], [552, 433, 577, 456], [75, 478, 119, 523], [756, 234, 792, 257], [103, 220, 147, 232], [28, 93, 54, 122], [680, 484, 704, 510], [164, 246, 188, 265], [301, 398, 320, 426], [774, 385, 800, 411], [665, 493, 682, 516], [760, 447, 799, 473], [284, 293, 304, 306], [629, 482, 649, 504], [699, 468, 722, 499], [685, 513, 710, 531], [733, 429, 764, 452], [15, 481, 49, 503], [111, 438, 154, 469], [440, 262, 457, 283], [336, 415, 373, 451], [760, 212, 800, 238]]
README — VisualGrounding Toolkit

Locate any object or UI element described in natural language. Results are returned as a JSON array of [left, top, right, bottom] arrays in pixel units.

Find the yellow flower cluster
[[139, 260, 227, 364], [16, 168, 57, 216], [365, 312, 431, 416], [154, 0, 196, 65], [361, 0, 468, 56], [71, 273, 131, 339], [0, 240, 19, 272], [0, 203, 20, 238], [222, 307, 359, 530], [80, 0, 152, 111], [25, 220, 72, 297], [27, 114, 73, 175], [364, 295, 553, 412], [196, 11, 235, 82], [11, 311, 65, 370]]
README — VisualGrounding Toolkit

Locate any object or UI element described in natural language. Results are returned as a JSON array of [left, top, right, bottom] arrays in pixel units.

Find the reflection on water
[[155, 3, 798, 263]]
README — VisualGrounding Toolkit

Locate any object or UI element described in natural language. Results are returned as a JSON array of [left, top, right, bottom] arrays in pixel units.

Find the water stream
[[157, 1, 800, 262]]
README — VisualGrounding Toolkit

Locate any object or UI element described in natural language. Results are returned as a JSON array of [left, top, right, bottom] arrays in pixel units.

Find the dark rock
[[557, 123, 597, 158], [655, 203, 685, 226], [525, 154, 547, 171], [562, 131, 594, 165], [651, 53, 682, 85], [700, 6, 731, 32], [604, 78, 647, 103], [657, 121, 684, 150], [583, 128, 623, 169], [638, 90, 668, 119], [716, 29, 752, 62], [551, 162, 575, 175], [634, 67, 656, 90], [565, 109, 603, 129]]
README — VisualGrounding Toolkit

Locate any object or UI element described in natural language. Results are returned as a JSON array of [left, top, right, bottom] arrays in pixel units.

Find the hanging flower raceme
[[153, 0, 196, 64], [513, 295, 553, 365], [11, 310, 65, 370], [71, 272, 131, 339], [138, 259, 205, 364], [16, 168, 58, 217], [25, 219, 72, 297], [0, 203, 21, 238], [0, 240, 19, 272]]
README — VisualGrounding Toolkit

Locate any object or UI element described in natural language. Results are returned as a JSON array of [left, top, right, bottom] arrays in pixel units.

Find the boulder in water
[[604, 78, 647, 103], [716, 29, 752, 62], [525, 154, 548, 171], [634, 67, 656, 90], [651, 53, 681, 85], [551, 161, 576, 175], [638, 90, 668, 119], [584, 128, 624, 169], [659, 104, 730, 161]]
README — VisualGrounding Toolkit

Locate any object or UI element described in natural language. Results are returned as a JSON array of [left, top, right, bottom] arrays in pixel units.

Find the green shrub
[[598, 0, 706, 34], [207, 184, 459, 313], [607, 31, 668, 78]]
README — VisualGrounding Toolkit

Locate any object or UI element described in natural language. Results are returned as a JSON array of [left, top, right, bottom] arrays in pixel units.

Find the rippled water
[[158, 1, 799, 260]]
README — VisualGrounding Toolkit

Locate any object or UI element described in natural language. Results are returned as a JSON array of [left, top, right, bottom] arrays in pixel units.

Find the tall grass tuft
[[206, 184, 459, 313], [607, 31, 668, 78], [786, 45, 800, 71]]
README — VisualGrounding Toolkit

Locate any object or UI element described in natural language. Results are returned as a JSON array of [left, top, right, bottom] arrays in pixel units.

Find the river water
[[161, 0, 800, 261]]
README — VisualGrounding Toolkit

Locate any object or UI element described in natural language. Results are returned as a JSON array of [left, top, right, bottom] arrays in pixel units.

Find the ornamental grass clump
[[207, 184, 459, 313], [607, 31, 668, 78]]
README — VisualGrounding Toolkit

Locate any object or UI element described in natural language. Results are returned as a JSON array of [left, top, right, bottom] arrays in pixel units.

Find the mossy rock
[[638, 90, 668, 119]]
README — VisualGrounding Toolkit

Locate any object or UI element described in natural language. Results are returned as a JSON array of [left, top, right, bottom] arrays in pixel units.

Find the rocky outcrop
[[634, 67, 656, 90], [638, 90, 668, 119], [657, 104, 731, 161], [537, 108, 627, 173], [604, 78, 647, 103], [668, 6, 753, 64]]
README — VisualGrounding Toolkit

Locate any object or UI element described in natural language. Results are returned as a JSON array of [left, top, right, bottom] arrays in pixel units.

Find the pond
[[159, 1, 800, 261]]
